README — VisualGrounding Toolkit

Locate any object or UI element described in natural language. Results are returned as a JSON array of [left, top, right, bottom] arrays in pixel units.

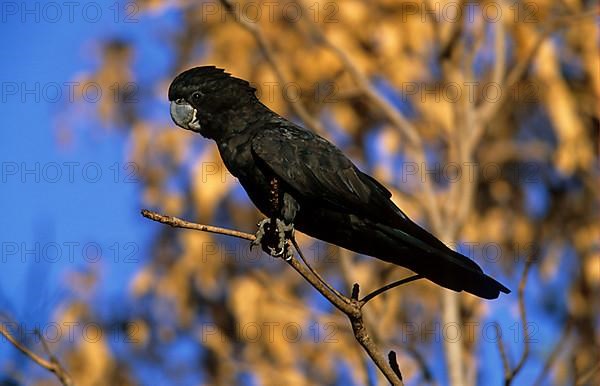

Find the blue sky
[[0, 0, 168, 348]]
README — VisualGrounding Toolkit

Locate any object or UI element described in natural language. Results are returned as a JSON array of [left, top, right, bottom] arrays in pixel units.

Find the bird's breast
[[217, 140, 275, 216]]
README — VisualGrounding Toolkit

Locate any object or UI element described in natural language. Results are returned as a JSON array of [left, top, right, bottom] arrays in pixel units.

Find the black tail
[[427, 249, 510, 299], [376, 223, 511, 299]]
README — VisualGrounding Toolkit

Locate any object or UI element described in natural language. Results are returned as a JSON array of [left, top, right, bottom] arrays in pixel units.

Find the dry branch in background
[[218, 0, 324, 134], [0, 323, 73, 386], [496, 257, 535, 386], [141, 208, 429, 386]]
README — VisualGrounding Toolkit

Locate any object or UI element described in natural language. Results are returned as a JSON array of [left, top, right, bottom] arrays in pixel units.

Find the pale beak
[[170, 99, 201, 131]]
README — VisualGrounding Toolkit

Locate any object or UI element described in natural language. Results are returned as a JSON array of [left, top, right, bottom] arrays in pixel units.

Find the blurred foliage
[[13, 0, 600, 385]]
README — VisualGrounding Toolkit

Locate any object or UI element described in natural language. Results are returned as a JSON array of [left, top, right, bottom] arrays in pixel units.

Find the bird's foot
[[251, 218, 271, 249], [251, 218, 294, 260]]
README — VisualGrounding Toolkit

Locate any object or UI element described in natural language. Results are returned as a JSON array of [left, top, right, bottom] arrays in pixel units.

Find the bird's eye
[[192, 92, 201, 100]]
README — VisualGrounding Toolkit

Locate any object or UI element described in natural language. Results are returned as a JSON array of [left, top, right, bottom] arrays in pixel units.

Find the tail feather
[[376, 224, 511, 299], [432, 249, 510, 299]]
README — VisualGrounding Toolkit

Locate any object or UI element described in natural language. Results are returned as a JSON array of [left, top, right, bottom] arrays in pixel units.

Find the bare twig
[[142, 209, 254, 241], [473, 9, 600, 146], [405, 345, 437, 385], [576, 363, 600, 386], [291, 236, 346, 302], [141, 209, 416, 386], [532, 319, 572, 386], [360, 275, 423, 307], [511, 258, 534, 378], [310, 30, 422, 148], [495, 323, 512, 379], [495, 258, 535, 386], [0, 323, 73, 386]]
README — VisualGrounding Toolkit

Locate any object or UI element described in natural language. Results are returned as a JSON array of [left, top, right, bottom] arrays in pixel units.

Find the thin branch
[[360, 275, 423, 307], [141, 209, 407, 385], [495, 258, 535, 386], [291, 236, 346, 302], [472, 27, 546, 142], [473, 9, 600, 146], [405, 345, 437, 385], [576, 363, 600, 386], [532, 319, 572, 386], [302, 0, 422, 145], [313, 33, 422, 148], [495, 323, 512, 380], [0, 323, 73, 386], [511, 258, 534, 379], [490, 20, 506, 97], [218, 0, 323, 134], [141, 209, 254, 241]]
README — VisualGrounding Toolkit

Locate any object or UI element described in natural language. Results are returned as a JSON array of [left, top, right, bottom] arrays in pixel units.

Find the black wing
[[250, 121, 473, 259], [250, 122, 402, 224]]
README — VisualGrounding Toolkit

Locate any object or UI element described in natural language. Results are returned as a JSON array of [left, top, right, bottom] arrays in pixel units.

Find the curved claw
[[270, 246, 286, 257], [250, 239, 259, 251], [271, 242, 293, 261]]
